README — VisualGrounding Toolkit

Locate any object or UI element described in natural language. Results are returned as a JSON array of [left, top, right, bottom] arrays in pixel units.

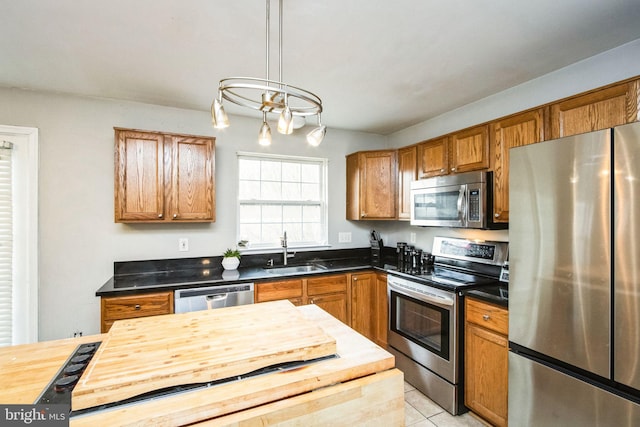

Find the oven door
[[387, 278, 458, 384], [410, 184, 466, 227]]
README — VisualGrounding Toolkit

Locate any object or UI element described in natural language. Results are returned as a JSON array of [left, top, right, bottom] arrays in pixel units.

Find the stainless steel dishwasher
[[174, 283, 254, 313]]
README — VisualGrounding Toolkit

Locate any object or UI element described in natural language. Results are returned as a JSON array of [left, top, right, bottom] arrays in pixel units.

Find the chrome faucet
[[281, 231, 295, 265]]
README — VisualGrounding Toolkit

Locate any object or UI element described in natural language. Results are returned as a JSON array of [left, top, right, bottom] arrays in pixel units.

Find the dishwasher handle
[[206, 293, 228, 310]]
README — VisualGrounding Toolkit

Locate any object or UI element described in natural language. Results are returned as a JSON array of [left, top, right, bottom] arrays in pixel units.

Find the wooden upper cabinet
[[346, 150, 397, 220], [417, 137, 449, 178], [167, 135, 215, 221], [397, 146, 417, 220], [114, 130, 165, 221], [550, 80, 640, 139], [491, 109, 545, 223], [450, 125, 489, 173], [115, 128, 216, 223]]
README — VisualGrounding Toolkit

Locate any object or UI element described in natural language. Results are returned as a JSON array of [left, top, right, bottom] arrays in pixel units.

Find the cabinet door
[[345, 152, 360, 221], [550, 80, 640, 139], [360, 151, 397, 219], [417, 137, 449, 178], [167, 135, 215, 221], [491, 109, 544, 223], [465, 322, 508, 427], [350, 272, 376, 340], [114, 130, 165, 222], [374, 273, 388, 347], [309, 293, 348, 324], [101, 291, 174, 333], [450, 125, 489, 173], [397, 146, 417, 220], [255, 279, 303, 304]]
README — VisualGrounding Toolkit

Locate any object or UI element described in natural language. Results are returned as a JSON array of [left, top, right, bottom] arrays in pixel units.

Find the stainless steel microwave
[[410, 171, 505, 229]]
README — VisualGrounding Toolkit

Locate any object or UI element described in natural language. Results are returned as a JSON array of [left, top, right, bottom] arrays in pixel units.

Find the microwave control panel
[[468, 189, 480, 221]]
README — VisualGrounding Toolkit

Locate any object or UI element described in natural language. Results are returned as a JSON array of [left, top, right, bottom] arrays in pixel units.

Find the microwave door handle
[[457, 187, 465, 223]]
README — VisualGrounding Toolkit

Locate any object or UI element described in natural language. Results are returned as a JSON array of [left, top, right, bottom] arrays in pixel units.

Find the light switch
[[178, 238, 189, 251], [338, 232, 352, 243]]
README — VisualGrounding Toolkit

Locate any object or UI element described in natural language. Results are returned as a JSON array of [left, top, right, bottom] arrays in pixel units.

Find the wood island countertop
[[0, 301, 404, 426]]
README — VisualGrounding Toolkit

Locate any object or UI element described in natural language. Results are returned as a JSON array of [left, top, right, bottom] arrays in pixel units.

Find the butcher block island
[[0, 301, 404, 426]]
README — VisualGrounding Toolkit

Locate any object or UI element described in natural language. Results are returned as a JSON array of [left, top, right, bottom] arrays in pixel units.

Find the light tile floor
[[403, 381, 490, 427]]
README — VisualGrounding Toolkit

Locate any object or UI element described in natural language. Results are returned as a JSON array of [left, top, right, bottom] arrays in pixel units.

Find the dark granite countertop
[[465, 284, 509, 308], [96, 248, 392, 297]]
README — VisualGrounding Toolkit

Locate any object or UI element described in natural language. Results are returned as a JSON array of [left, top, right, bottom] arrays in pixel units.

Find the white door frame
[[0, 124, 38, 344]]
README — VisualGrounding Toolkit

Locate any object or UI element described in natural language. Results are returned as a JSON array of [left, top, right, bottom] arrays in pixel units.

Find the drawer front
[[307, 274, 348, 296], [255, 280, 303, 302], [102, 291, 174, 321], [466, 297, 508, 335]]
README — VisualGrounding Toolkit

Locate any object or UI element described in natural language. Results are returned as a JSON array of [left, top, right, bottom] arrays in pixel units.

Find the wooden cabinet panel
[[374, 272, 388, 348], [114, 130, 165, 221], [307, 274, 347, 296], [346, 150, 397, 220], [491, 109, 545, 223], [255, 279, 303, 303], [115, 128, 215, 223], [417, 137, 449, 178], [550, 80, 640, 139], [466, 297, 508, 335], [101, 291, 173, 333], [350, 272, 376, 340], [465, 297, 508, 427], [309, 293, 348, 324], [450, 125, 489, 173], [397, 146, 417, 220], [465, 322, 508, 427], [167, 136, 215, 221]]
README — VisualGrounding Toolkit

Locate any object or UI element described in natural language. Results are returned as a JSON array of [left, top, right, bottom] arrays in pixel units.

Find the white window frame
[[237, 151, 329, 252], [0, 125, 38, 345]]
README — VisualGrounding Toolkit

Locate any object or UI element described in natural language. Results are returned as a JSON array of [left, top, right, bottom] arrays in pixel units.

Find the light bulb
[[258, 121, 272, 146], [277, 105, 293, 134], [211, 98, 229, 129], [306, 125, 326, 146]]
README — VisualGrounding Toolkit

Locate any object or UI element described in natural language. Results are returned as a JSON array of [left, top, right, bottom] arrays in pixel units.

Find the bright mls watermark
[[1, 405, 69, 426]]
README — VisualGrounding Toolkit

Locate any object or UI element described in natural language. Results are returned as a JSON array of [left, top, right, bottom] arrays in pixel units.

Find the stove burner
[[71, 354, 91, 364], [63, 363, 86, 376], [54, 375, 79, 392], [34, 341, 102, 407], [76, 345, 97, 355]]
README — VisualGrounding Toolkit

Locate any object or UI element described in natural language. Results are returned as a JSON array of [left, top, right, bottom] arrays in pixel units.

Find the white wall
[[373, 39, 640, 254], [0, 88, 386, 341]]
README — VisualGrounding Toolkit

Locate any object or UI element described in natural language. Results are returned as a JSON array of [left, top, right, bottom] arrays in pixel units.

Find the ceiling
[[2, 0, 640, 135]]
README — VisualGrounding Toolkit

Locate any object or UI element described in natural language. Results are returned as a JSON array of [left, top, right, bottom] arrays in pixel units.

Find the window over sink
[[237, 152, 328, 250]]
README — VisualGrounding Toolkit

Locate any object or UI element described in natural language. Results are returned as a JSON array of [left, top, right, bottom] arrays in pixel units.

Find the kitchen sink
[[264, 264, 328, 274]]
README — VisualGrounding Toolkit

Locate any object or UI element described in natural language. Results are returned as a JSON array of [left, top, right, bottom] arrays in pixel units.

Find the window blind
[[0, 144, 13, 346]]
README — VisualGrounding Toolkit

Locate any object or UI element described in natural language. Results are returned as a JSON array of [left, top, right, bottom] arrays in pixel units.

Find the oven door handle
[[388, 282, 454, 307]]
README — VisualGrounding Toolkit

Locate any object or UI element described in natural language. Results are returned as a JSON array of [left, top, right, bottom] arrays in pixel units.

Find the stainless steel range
[[387, 236, 508, 415]]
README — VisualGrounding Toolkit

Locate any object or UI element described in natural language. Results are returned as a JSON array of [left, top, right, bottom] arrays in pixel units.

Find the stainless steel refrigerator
[[509, 122, 640, 426]]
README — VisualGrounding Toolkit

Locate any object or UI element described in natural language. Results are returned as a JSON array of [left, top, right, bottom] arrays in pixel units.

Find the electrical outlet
[[410, 232, 416, 243], [73, 331, 83, 338], [338, 232, 352, 243], [178, 238, 189, 251]]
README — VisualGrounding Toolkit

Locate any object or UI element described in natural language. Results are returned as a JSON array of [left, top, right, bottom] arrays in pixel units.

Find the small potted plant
[[222, 248, 241, 270]]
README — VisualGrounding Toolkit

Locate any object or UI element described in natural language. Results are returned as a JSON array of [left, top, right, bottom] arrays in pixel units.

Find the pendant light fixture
[[211, 0, 325, 146]]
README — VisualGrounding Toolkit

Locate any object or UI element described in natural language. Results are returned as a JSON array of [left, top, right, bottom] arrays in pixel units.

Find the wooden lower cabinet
[[307, 274, 348, 324], [350, 272, 377, 341], [254, 278, 304, 306], [374, 272, 388, 348], [255, 271, 384, 344], [101, 291, 174, 333], [465, 297, 509, 427]]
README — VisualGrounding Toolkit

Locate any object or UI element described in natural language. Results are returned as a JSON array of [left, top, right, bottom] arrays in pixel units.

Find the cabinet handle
[[494, 213, 500, 218], [440, 168, 445, 173], [451, 167, 457, 172], [158, 213, 163, 218], [135, 304, 141, 310], [310, 299, 315, 304], [361, 212, 367, 218], [482, 314, 490, 321], [173, 214, 178, 219]]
